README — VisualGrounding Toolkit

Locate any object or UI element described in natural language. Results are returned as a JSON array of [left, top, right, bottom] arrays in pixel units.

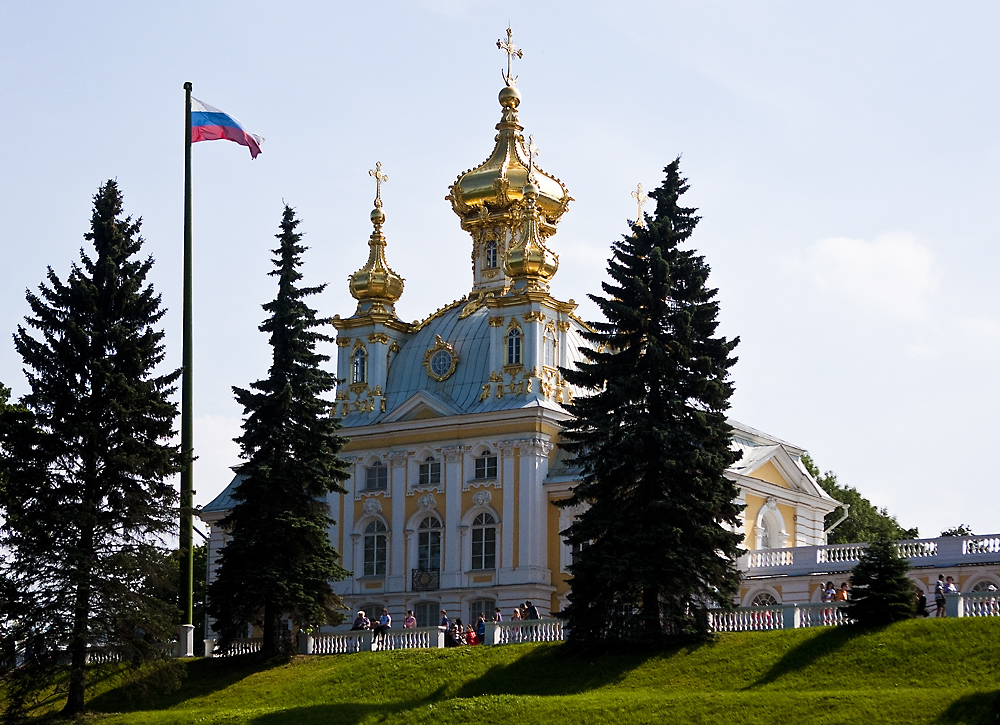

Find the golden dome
[[504, 182, 559, 284], [349, 205, 404, 305], [446, 84, 572, 233]]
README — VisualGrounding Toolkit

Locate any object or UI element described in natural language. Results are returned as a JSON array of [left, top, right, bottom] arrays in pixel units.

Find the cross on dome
[[497, 27, 523, 86], [369, 161, 388, 209], [526, 134, 539, 182], [631, 183, 649, 228]]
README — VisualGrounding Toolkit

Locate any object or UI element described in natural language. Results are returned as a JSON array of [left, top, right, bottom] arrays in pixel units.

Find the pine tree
[[558, 159, 743, 643], [0, 181, 180, 718], [207, 206, 350, 658], [846, 539, 915, 626]]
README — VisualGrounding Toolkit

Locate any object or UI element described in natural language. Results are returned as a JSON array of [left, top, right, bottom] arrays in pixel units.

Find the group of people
[[920, 574, 959, 617], [349, 601, 542, 647], [820, 581, 850, 602]]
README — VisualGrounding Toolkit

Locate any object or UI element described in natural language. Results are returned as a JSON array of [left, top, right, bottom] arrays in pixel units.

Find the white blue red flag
[[190, 98, 263, 159]]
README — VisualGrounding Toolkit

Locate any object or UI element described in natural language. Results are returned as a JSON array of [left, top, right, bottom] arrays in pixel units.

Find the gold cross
[[497, 27, 523, 86], [369, 161, 388, 209], [631, 183, 649, 228], [526, 134, 539, 181]]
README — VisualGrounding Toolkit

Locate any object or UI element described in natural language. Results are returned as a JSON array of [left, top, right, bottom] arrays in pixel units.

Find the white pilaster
[[441, 445, 465, 589], [388, 451, 408, 591], [516, 438, 553, 583], [498, 440, 518, 585]]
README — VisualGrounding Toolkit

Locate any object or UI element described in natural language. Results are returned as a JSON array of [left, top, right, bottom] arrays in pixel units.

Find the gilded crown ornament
[[504, 179, 558, 286], [631, 183, 649, 229], [348, 161, 404, 309]]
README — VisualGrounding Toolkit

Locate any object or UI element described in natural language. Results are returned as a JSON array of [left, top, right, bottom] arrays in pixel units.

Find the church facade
[[200, 49, 842, 630]]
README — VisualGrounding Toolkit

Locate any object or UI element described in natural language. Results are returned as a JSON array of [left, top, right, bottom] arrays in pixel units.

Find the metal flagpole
[[179, 81, 195, 651]]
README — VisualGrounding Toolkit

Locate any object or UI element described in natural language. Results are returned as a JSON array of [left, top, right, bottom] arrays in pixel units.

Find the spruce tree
[[207, 206, 349, 658], [846, 539, 915, 626], [0, 181, 180, 718], [558, 159, 743, 643]]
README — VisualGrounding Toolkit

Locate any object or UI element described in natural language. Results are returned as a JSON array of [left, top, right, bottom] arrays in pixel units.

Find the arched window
[[751, 592, 778, 606], [414, 601, 439, 628], [543, 328, 557, 368], [417, 515, 442, 571], [352, 348, 367, 384], [971, 580, 999, 593], [469, 598, 496, 624], [474, 452, 497, 480], [363, 520, 387, 577], [365, 461, 387, 490], [471, 512, 497, 570], [418, 456, 441, 486], [506, 328, 522, 366], [484, 240, 498, 269]]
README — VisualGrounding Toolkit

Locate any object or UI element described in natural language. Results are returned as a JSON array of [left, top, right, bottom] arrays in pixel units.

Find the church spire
[[348, 162, 404, 315]]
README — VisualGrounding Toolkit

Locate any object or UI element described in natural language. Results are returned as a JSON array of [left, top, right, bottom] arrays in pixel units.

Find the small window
[[365, 462, 388, 490], [352, 348, 367, 384], [485, 240, 498, 269], [469, 598, 496, 624], [472, 512, 497, 570], [363, 520, 387, 577], [418, 456, 441, 486], [414, 601, 439, 628], [543, 329, 557, 367], [506, 328, 522, 366], [474, 454, 497, 480]]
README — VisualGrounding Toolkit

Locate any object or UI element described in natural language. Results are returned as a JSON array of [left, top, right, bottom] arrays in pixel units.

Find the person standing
[[439, 609, 450, 629], [525, 601, 540, 620], [935, 575, 947, 617], [493, 606, 503, 623], [836, 582, 849, 602], [403, 610, 416, 628]]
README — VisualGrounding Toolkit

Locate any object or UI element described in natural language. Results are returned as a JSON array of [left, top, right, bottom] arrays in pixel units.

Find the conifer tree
[[0, 181, 180, 718], [846, 539, 915, 626], [558, 159, 743, 643], [207, 206, 349, 658]]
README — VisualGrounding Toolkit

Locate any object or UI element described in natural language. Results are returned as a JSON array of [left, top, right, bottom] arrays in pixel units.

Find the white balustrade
[[494, 618, 565, 644], [747, 549, 793, 569], [817, 544, 866, 565], [797, 602, 851, 628], [709, 606, 784, 632], [372, 626, 442, 651], [311, 632, 364, 655], [964, 536, 1000, 555], [960, 592, 1000, 618]]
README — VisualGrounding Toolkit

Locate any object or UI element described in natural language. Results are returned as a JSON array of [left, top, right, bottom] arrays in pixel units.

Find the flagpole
[[180, 81, 195, 644]]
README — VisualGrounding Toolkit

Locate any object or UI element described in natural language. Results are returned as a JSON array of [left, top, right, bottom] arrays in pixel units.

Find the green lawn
[[14, 617, 1000, 724]]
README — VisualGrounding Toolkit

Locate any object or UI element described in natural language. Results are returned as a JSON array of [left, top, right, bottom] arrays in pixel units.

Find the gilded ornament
[[336, 337, 352, 347], [631, 183, 649, 229], [488, 316, 505, 327], [479, 384, 491, 401], [423, 334, 460, 382], [367, 332, 389, 344]]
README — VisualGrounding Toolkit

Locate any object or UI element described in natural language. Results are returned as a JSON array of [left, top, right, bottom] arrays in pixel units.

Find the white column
[[498, 440, 518, 585], [388, 451, 408, 591], [517, 438, 553, 584], [441, 446, 465, 589]]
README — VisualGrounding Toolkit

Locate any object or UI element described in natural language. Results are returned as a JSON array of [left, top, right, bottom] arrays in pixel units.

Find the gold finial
[[497, 27, 523, 86], [631, 183, 649, 228], [369, 161, 388, 209], [526, 135, 539, 183]]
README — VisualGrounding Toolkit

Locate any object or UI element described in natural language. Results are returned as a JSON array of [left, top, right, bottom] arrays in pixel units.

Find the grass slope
[[18, 618, 1000, 725]]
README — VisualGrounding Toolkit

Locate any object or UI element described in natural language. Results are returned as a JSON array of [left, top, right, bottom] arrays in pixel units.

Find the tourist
[[935, 575, 947, 617], [511, 606, 522, 621], [373, 608, 391, 638], [945, 576, 958, 594], [915, 588, 929, 617], [466, 624, 479, 645], [440, 609, 450, 629], [822, 582, 836, 603], [525, 601, 540, 620], [836, 582, 849, 602], [350, 610, 370, 631], [493, 606, 503, 623], [475, 614, 487, 640], [444, 624, 459, 647], [403, 610, 416, 628]]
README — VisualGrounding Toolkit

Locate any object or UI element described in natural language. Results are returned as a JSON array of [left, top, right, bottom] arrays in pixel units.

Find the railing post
[[203, 638, 216, 658], [299, 632, 314, 656], [782, 603, 799, 630], [176, 624, 195, 658], [945, 593, 963, 618], [434, 628, 445, 649], [360, 631, 374, 652], [483, 621, 498, 646]]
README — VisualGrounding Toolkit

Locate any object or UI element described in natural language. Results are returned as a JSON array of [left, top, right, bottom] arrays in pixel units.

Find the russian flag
[[191, 97, 263, 159]]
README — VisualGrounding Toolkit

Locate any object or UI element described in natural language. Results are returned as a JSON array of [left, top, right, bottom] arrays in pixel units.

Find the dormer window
[[352, 348, 367, 384], [418, 456, 441, 486], [506, 328, 522, 366], [365, 461, 388, 490], [484, 240, 498, 269]]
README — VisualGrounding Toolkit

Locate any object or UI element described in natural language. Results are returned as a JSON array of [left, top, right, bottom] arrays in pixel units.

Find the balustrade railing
[[797, 602, 852, 628], [489, 618, 565, 645], [958, 592, 1000, 618], [709, 605, 785, 632]]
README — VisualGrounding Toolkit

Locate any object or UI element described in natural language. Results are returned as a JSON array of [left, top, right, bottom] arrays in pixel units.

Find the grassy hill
[[16, 617, 1000, 724]]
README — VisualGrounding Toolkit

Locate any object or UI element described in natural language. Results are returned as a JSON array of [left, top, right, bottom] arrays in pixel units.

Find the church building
[[200, 35, 841, 630]]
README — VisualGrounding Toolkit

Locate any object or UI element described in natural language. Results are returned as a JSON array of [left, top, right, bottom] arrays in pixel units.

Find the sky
[[2, 1, 998, 539]]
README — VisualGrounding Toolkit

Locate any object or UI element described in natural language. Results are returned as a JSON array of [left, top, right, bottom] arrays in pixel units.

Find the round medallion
[[423, 334, 459, 381], [430, 349, 453, 377]]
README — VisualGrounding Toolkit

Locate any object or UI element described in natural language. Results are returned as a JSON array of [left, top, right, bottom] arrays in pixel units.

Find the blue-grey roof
[[201, 472, 246, 514], [340, 300, 592, 428]]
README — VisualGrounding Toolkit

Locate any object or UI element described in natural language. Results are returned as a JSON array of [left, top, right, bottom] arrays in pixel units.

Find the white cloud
[[785, 233, 938, 320]]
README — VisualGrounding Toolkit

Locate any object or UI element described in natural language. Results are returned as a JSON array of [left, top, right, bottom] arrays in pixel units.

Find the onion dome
[[504, 181, 559, 285], [446, 84, 572, 236], [349, 162, 404, 311]]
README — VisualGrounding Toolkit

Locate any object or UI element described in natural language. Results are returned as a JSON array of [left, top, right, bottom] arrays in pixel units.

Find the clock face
[[430, 349, 453, 378]]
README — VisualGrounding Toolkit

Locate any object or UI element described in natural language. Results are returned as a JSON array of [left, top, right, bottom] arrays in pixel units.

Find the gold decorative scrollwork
[[423, 334, 460, 382]]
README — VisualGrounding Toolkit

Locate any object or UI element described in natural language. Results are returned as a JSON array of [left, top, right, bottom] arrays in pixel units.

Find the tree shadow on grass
[[747, 625, 873, 689], [453, 641, 695, 698], [87, 654, 279, 713], [245, 686, 450, 725], [935, 690, 1000, 725]]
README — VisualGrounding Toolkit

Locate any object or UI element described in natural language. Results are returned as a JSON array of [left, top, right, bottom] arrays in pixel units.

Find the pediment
[[383, 391, 460, 423], [730, 444, 833, 502]]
